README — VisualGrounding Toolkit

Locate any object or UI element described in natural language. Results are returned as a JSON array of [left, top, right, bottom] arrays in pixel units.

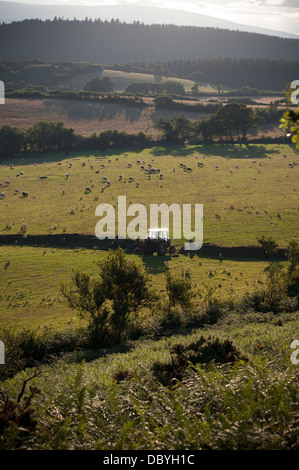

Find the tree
[[154, 114, 192, 142], [280, 107, 299, 149], [83, 76, 114, 93], [214, 103, 259, 141], [165, 271, 194, 312], [61, 247, 152, 346], [26, 121, 75, 152], [0, 125, 25, 158], [153, 95, 174, 108], [257, 235, 278, 257], [285, 240, 299, 296]]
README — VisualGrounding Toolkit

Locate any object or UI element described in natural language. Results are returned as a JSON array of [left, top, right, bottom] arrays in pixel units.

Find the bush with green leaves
[[61, 247, 152, 347], [257, 234, 278, 256], [152, 335, 245, 386], [0, 327, 87, 382]]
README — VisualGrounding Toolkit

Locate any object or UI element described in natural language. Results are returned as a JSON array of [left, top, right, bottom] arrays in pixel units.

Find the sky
[[1, 0, 299, 35]]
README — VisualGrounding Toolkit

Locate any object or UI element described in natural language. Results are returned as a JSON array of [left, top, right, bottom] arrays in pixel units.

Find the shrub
[[257, 235, 278, 256], [61, 247, 153, 348], [0, 327, 87, 381], [165, 271, 194, 312], [152, 335, 245, 386], [0, 369, 41, 449]]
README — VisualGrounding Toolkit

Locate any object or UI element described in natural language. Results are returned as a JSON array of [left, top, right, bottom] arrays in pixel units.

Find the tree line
[[0, 122, 152, 158], [131, 58, 299, 91], [0, 18, 298, 67], [153, 102, 285, 143], [0, 101, 288, 158]]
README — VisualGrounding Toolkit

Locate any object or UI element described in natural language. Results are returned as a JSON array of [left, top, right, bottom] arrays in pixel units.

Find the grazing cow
[[22, 191, 29, 197], [85, 187, 91, 193]]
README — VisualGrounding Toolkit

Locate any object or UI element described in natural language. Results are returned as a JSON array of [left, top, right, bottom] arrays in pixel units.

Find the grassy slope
[[57, 68, 216, 93], [1, 313, 298, 449], [0, 244, 271, 330]]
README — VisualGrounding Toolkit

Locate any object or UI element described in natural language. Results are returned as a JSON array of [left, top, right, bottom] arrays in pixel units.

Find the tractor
[[142, 228, 176, 255]]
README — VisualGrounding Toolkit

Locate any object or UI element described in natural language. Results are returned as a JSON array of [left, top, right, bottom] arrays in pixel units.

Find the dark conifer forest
[[0, 17, 298, 64]]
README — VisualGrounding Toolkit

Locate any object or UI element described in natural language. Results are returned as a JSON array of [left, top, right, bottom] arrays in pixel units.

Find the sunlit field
[[0, 143, 298, 247]]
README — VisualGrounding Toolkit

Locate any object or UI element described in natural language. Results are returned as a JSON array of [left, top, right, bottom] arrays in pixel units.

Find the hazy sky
[[2, 0, 299, 34]]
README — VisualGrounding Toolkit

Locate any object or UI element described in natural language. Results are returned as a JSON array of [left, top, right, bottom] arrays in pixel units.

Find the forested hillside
[[0, 18, 298, 65]]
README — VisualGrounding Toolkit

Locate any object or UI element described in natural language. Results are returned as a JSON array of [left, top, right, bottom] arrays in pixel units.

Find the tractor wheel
[[157, 243, 167, 256]]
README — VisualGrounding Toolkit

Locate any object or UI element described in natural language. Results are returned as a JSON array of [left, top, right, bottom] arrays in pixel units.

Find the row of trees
[[0, 100, 295, 157], [125, 81, 185, 96], [0, 60, 102, 89], [132, 58, 299, 91], [0, 122, 151, 157], [154, 102, 262, 142]]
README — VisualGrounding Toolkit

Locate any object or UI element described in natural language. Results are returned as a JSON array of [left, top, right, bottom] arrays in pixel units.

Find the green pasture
[[0, 143, 298, 247], [59, 68, 216, 93], [0, 244, 273, 331]]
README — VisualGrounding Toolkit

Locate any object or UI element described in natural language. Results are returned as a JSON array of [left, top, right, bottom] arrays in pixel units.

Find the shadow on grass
[[141, 253, 174, 274], [148, 143, 274, 159]]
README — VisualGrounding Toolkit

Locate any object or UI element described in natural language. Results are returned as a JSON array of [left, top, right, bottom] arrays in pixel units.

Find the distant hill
[[0, 2, 298, 39], [0, 17, 298, 64]]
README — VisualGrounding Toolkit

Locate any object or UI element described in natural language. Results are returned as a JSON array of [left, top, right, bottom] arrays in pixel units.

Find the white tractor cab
[[143, 228, 175, 255]]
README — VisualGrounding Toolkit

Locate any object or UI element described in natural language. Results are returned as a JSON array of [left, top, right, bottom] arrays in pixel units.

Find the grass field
[[57, 68, 216, 93], [0, 143, 298, 246], [0, 244, 272, 331], [1, 141, 297, 331], [0, 97, 208, 137], [0, 142, 298, 451], [0, 92, 284, 141]]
